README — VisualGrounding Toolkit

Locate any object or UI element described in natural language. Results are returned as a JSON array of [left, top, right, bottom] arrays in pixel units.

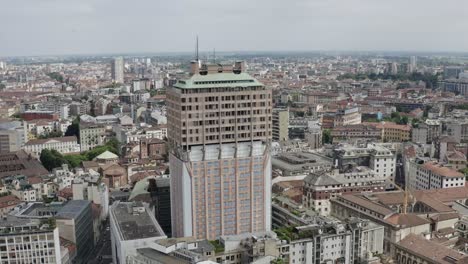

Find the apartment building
[[408, 159, 465, 190], [272, 108, 289, 141]]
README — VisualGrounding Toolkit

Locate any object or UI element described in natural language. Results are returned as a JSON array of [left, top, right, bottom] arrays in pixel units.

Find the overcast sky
[[1, 0, 467, 56]]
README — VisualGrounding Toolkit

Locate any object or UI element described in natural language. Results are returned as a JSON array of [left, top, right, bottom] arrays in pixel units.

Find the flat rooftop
[[111, 201, 165, 241]]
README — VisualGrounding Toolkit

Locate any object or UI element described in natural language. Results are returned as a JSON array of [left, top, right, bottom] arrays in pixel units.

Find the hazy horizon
[[2, 0, 468, 57]]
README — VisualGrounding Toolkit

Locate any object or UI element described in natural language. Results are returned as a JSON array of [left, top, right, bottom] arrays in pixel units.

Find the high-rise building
[[272, 108, 289, 141], [111, 57, 124, 84], [167, 60, 272, 240], [409, 56, 417, 72]]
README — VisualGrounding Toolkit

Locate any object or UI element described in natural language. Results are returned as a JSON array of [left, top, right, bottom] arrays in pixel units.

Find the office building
[[167, 61, 272, 240], [0, 217, 62, 264], [112, 57, 124, 84], [109, 201, 166, 264], [272, 108, 289, 141], [55, 200, 94, 264]]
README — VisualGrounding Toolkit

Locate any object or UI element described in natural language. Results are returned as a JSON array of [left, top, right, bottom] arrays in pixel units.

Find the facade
[[411, 124, 428, 144], [408, 159, 465, 190], [110, 201, 166, 264], [0, 121, 27, 153], [368, 122, 411, 142], [55, 200, 94, 264], [0, 217, 62, 264], [79, 123, 106, 151], [303, 168, 387, 215], [167, 61, 272, 240], [272, 108, 289, 141], [331, 124, 381, 143], [334, 107, 362, 127], [112, 57, 124, 84], [305, 129, 322, 149], [24, 136, 80, 157], [288, 219, 384, 264]]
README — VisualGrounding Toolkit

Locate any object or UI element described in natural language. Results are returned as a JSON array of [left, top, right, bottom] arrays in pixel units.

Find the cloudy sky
[[1, 0, 467, 56]]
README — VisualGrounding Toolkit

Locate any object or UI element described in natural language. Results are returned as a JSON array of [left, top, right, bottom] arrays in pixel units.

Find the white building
[[72, 170, 109, 220], [289, 219, 384, 264], [110, 201, 166, 264], [0, 217, 62, 264], [409, 159, 465, 190], [79, 123, 106, 151], [24, 136, 80, 157], [112, 57, 125, 84]]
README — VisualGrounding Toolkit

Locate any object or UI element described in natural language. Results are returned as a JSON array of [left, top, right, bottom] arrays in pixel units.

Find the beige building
[[79, 123, 106, 151], [168, 61, 272, 240], [272, 108, 289, 142]]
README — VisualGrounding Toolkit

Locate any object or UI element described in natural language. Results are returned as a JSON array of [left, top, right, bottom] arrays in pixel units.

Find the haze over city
[[2, 0, 468, 56], [3, 1, 468, 264]]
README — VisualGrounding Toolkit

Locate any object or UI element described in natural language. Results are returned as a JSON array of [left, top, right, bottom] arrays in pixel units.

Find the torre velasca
[[167, 60, 272, 240]]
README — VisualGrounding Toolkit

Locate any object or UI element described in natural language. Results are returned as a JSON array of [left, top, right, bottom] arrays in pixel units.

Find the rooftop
[[111, 201, 166, 241], [422, 162, 464, 178], [396, 234, 467, 264], [174, 72, 263, 89]]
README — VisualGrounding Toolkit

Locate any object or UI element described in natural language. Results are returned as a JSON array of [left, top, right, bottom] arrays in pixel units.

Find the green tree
[[64, 154, 87, 168], [40, 149, 69, 171], [38, 131, 63, 139], [322, 129, 332, 144], [65, 117, 80, 141]]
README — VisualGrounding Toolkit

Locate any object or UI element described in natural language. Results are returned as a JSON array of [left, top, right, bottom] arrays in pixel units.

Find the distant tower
[[409, 56, 417, 73], [390, 62, 398, 75], [111, 57, 124, 84]]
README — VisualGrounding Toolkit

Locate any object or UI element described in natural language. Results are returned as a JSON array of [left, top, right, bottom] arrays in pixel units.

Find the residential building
[[331, 124, 381, 143], [303, 167, 387, 215], [24, 136, 80, 157], [79, 123, 106, 151], [367, 122, 411, 142], [408, 159, 465, 190], [167, 61, 272, 240], [272, 108, 289, 141]]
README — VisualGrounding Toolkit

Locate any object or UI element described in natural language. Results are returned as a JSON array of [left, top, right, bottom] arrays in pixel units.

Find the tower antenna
[[196, 35, 199, 62], [213, 48, 216, 64]]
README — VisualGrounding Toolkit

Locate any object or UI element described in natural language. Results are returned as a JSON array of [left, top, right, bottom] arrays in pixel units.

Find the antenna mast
[[196, 35, 199, 62]]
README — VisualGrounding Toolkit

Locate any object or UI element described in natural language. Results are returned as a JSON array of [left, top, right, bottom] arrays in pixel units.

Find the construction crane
[[387, 177, 412, 214]]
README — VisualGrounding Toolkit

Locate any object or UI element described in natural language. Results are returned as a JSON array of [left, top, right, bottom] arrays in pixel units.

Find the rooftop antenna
[[213, 48, 216, 64], [195, 35, 199, 62]]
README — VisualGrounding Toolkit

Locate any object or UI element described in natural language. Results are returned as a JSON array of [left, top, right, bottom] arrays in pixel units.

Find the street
[[88, 220, 113, 264]]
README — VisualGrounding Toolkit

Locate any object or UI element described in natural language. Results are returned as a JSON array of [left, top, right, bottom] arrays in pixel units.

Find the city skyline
[[2, 0, 468, 57]]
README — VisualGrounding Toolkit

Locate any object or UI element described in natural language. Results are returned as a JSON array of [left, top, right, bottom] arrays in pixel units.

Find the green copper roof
[[174, 72, 263, 89]]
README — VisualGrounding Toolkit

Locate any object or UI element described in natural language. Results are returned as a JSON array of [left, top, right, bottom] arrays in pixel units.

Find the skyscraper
[[167, 60, 272, 240], [409, 56, 417, 73], [111, 57, 124, 83]]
